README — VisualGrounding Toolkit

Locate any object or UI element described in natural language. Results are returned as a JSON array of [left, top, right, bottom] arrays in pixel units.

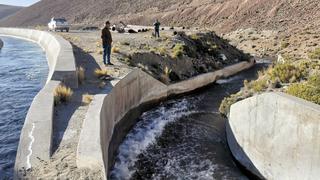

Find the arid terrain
[[1, 0, 320, 34], [0, 4, 22, 20], [1, 0, 319, 179]]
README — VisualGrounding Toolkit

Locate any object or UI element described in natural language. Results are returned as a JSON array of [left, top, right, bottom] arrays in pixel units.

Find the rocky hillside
[[0, 0, 319, 33], [0, 4, 22, 20]]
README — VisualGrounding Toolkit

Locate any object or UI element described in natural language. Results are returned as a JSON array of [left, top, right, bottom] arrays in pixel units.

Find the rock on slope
[[0, 0, 319, 33], [0, 4, 22, 20]]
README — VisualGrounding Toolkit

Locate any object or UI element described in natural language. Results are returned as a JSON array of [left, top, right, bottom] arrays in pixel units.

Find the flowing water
[[0, 36, 48, 179], [111, 63, 267, 180]]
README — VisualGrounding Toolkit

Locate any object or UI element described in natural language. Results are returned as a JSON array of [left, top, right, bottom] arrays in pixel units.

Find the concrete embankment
[[0, 38, 3, 49], [227, 92, 320, 180], [77, 59, 255, 179], [0, 28, 78, 88], [0, 28, 78, 178]]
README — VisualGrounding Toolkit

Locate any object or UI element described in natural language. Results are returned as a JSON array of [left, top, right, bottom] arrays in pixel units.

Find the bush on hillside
[[308, 48, 320, 59], [287, 75, 320, 105]]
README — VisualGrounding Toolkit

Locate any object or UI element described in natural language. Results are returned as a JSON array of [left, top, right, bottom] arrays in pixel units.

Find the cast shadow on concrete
[[52, 43, 114, 153]]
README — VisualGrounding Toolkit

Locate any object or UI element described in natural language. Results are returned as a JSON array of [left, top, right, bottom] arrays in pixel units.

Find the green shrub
[[219, 94, 243, 116], [190, 34, 200, 40], [298, 60, 320, 74], [287, 75, 320, 105], [308, 48, 320, 59], [172, 43, 185, 58], [280, 41, 290, 49], [251, 79, 268, 92], [157, 46, 167, 56], [267, 63, 305, 83]]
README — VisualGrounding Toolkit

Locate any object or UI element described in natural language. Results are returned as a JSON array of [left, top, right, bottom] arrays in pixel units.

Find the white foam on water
[[216, 75, 242, 84], [157, 157, 217, 180], [110, 98, 198, 179]]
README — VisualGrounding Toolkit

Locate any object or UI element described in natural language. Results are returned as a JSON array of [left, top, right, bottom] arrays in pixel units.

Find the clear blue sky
[[0, 0, 40, 7]]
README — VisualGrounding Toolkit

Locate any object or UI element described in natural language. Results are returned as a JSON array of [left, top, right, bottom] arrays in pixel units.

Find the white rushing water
[[110, 98, 199, 179]]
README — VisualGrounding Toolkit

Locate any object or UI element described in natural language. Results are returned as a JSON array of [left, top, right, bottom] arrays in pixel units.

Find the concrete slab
[[228, 92, 320, 180]]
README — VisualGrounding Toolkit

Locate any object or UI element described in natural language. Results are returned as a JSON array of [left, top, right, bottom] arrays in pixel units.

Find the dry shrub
[[164, 66, 172, 77], [54, 85, 73, 105], [287, 74, 320, 105], [308, 48, 320, 59], [82, 93, 94, 105], [94, 68, 109, 78], [77, 66, 85, 84], [171, 43, 185, 59], [98, 81, 106, 89], [112, 46, 120, 53]]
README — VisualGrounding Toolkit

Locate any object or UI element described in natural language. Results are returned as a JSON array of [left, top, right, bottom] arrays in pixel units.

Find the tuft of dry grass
[[112, 46, 120, 53], [164, 66, 172, 77], [98, 81, 106, 89], [54, 85, 73, 105], [77, 66, 85, 84], [171, 43, 185, 59], [94, 68, 109, 78], [308, 48, 320, 59], [82, 93, 94, 105]]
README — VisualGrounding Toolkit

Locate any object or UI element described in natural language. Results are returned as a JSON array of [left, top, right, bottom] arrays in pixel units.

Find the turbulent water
[[0, 36, 48, 179], [110, 63, 266, 180]]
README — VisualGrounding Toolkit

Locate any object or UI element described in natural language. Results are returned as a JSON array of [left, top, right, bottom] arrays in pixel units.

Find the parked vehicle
[[48, 17, 70, 32]]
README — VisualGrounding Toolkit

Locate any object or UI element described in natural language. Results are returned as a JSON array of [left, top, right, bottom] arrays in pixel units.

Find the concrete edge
[[226, 92, 320, 179], [0, 38, 3, 49], [0, 28, 78, 88], [0, 28, 78, 179], [77, 94, 107, 178], [167, 60, 255, 95], [14, 80, 61, 179], [77, 60, 255, 179]]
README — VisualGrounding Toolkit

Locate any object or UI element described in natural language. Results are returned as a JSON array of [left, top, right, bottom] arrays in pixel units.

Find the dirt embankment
[[123, 31, 250, 84]]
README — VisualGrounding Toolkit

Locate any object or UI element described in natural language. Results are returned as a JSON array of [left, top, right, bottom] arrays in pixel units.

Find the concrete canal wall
[[0, 28, 78, 178], [0, 28, 78, 88], [77, 60, 255, 179], [227, 92, 320, 180], [0, 38, 3, 49]]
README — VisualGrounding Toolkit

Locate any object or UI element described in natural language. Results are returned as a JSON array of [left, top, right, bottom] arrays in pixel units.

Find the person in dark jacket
[[101, 21, 113, 65], [153, 19, 161, 38]]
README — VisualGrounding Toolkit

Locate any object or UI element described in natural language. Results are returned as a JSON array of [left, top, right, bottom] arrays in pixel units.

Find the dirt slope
[[0, 4, 22, 20], [0, 0, 319, 33]]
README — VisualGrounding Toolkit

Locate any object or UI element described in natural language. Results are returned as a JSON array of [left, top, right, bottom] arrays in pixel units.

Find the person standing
[[153, 19, 161, 38], [101, 21, 113, 65]]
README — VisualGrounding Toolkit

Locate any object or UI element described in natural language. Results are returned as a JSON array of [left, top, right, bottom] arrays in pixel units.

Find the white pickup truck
[[48, 17, 70, 32]]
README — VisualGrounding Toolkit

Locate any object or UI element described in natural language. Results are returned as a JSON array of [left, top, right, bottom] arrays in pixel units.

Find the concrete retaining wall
[[0, 38, 3, 49], [77, 60, 255, 179], [0, 28, 78, 88], [0, 28, 78, 178], [227, 92, 320, 180], [14, 81, 60, 176]]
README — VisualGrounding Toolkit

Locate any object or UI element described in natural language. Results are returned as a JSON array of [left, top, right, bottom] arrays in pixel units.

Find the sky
[[0, 0, 40, 7]]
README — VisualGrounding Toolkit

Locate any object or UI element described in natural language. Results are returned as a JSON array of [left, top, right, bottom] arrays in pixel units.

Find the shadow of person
[[52, 43, 114, 153]]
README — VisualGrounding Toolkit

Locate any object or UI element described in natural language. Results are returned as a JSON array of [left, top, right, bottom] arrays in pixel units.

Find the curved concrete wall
[[77, 60, 255, 179], [0, 28, 78, 88], [0, 38, 3, 49], [227, 92, 320, 180], [0, 28, 78, 178]]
